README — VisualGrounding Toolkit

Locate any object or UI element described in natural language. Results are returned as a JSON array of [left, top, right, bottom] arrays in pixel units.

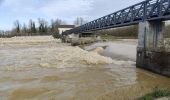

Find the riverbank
[[84, 40, 170, 100], [0, 36, 169, 100]]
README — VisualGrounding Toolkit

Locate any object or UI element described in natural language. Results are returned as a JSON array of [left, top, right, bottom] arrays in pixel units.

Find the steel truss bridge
[[62, 0, 170, 35]]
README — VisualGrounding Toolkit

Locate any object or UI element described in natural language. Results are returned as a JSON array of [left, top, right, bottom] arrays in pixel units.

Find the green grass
[[101, 35, 137, 41], [101, 35, 115, 41], [139, 88, 170, 100]]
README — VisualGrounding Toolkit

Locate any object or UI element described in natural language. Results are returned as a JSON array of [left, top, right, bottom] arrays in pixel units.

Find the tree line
[[10, 18, 66, 37], [0, 17, 87, 38], [97, 25, 138, 38]]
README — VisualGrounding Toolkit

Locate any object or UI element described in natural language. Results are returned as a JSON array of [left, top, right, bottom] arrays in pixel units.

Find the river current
[[0, 36, 169, 100]]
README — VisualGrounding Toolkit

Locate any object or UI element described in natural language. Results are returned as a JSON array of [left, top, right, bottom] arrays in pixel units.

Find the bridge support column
[[137, 21, 170, 77]]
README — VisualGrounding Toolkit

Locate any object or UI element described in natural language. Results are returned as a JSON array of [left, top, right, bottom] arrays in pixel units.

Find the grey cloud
[[0, 0, 4, 5], [0, 0, 145, 29]]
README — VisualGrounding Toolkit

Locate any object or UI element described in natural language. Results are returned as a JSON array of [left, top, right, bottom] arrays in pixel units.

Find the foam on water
[[0, 36, 170, 100], [0, 36, 114, 71], [38, 46, 114, 68]]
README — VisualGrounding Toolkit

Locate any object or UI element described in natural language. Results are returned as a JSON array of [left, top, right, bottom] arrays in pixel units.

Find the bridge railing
[[62, 0, 170, 35]]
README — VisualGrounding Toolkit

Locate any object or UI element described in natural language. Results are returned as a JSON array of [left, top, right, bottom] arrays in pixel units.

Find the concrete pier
[[137, 21, 170, 77]]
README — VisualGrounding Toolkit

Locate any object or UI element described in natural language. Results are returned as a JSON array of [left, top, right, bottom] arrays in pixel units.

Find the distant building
[[57, 25, 75, 35]]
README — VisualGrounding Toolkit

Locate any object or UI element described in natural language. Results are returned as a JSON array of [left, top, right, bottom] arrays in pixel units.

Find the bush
[[52, 32, 60, 39]]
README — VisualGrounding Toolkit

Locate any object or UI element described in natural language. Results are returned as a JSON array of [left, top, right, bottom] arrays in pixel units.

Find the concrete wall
[[138, 21, 165, 51], [137, 21, 170, 77], [58, 28, 73, 35]]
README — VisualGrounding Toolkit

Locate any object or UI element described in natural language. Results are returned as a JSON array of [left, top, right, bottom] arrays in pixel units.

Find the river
[[0, 36, 169, 100]]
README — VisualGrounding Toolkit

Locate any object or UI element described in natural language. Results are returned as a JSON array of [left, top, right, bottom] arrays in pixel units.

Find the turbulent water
[[0, 36, 169, 100]]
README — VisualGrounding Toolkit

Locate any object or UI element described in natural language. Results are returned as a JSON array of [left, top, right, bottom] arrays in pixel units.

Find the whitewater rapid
[[0, 36, 113, 71], [0, 36, 169, 100]]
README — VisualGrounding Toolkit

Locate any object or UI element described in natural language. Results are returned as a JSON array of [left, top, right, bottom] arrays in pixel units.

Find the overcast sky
[[0, 0, 142, 30]]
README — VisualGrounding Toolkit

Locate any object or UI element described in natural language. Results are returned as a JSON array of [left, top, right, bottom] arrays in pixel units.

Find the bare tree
[[74, 17, 87, 26], [52, 19, 66, 26], [51, 19, 66, 31], [28, 19, 37, 35], [38, 18, 48, 35], [51, 18, 66, 34], [21, 23, 27, 36], [14, 20, 21, 35]]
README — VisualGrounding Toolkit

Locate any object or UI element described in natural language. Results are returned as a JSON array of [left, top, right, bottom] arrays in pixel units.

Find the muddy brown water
[[0, 37, 169, 100]]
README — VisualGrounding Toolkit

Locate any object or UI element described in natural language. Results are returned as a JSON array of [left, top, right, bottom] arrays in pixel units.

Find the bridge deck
[[63, 0, 170, 35]]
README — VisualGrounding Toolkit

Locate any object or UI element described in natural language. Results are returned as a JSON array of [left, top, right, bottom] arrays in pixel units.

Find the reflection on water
[[0, 36, 169, 100]]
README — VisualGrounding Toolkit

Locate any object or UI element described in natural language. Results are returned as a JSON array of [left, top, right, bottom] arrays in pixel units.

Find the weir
[[62, 0, 170, 77]]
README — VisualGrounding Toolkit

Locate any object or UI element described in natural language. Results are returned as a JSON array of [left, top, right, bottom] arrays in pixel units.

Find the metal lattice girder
[[62, 0, 170, 35]]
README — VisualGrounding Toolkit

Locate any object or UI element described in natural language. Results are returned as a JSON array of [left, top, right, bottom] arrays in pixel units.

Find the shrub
[[52, 32, 60, 39]]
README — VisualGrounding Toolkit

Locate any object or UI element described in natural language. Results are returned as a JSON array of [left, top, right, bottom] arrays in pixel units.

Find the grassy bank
[[138, 88, 170, 100], [101, 35, 137, 41]]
